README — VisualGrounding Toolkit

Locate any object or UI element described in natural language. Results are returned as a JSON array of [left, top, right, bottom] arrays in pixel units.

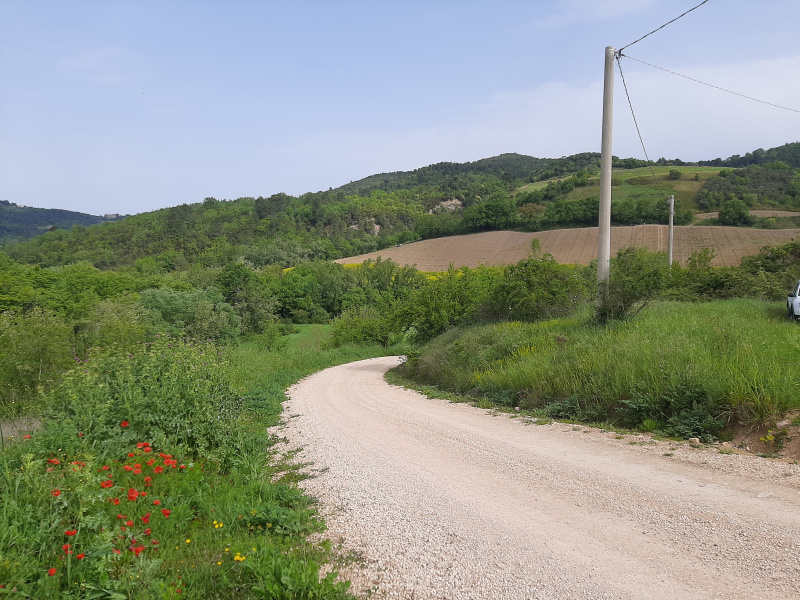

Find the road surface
[[282, 356, 800, 599]]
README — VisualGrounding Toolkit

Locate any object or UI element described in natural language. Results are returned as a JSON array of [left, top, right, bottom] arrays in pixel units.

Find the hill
[[335, 226, 800, 269], [3, 141, 799, 270], [0, 200, 125, 243]]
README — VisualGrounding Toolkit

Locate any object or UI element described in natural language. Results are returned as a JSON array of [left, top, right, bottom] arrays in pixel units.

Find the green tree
[[718, 198, 751, 226]]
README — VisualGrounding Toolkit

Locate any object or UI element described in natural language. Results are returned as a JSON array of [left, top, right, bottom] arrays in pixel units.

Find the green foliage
[[596, 247, 667, 323], [401, 300, 800, 434], [668, 169, 682, 180], [0, 309, 74, 417], [484, 243, 592, 322], [45, 338, 249, 469], [718, 198, 752, 226], [139, 288, 241, 342]]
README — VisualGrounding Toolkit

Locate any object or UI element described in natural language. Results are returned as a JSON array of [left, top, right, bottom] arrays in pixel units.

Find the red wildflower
[[120, 421, 129, 428], [153, 466, 163, 474], [133, 468, 142, 475], [23, 435, 31, 439], [125, 520, 134, 527], [127, 453, 134, 458], [131, 545, 145, 557], [123, 465, 133, 471], [146, 459, 155, 466], [76, 553, 85, 560], [64, 530, 77, 536], [141, 513, 151, 524], [101, 465, 110, 471], [108, 497, 120, 505], [117, 514, 127, 520], [152, 499, 161, 505], [143, 528, 151, 535], [143, 447, 152, 453], [137, 442, 150, 449], [51, 490, 61, 497], [179, 465, 186, 470], [48, 568, 57, 576], [161, 509, 171, 518], [113, 548, 121, 555], [47, 458, 60, 465], [100, 480, 114, 489], [143, 476, 152, 486], [62, 544, 72, 554], [127, 488, 139, 501]]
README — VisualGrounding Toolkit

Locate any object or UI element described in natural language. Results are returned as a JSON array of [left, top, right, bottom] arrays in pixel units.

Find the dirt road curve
[[282, 357, 800, 600]]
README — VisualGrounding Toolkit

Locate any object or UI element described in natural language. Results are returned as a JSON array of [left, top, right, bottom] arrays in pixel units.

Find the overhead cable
[[619, 54, 800, 115], [618, 0, 710, 54]]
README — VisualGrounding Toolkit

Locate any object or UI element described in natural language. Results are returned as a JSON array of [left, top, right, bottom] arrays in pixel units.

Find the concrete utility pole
[[597, 46, 615, 308], [668, 194, 675, 266]]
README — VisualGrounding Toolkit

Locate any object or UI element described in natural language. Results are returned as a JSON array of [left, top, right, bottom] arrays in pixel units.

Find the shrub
[[596, 247, 667, 323], [45, 337, 250, 470]]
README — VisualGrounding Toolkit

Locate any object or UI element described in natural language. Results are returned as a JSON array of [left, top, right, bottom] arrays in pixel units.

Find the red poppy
[[161, 509, 171, 518], [76, 553, 85, 560], [131, 545, 145, 557], [48, 568, 57, 576], [143, 528, 151, 535], [125, 520, 134, 527], [64, 530, 77, 536], [127, 453, 134, 458], [120, 421, 129, 428], [146, 459, 155, 466], [117, 514, 127, 520], [127, 488, 139, 501], [100, 480, 114, 489], [132, 468, 142, 475], [62, 544, 72, 554], [143, 476, 152, 486], [143, 447, 152, 453], [153, 466, 163, 474], [23, 435, 31, 439], [47, 458, 60, 465], [113, 548, 121, 555], [51, 490, 61, 497], [101, 465, 110, 471], [152, 499, 161, 505], [141, 513, 151, 524], [109, 497, 120, 505], [123, 465, 133, 471]]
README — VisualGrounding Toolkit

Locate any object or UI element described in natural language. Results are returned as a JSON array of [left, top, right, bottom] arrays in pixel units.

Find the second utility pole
[[597, 46, 615, 309]]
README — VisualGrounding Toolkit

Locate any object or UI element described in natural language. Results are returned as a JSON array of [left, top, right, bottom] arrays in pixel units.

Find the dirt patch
[[336, 226, 800, 270], [726, 413, 800, 461], [0, 418, 41, 444]]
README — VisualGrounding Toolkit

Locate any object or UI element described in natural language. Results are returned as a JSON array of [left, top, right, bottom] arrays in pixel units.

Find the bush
[[0, 309, 74, 417], [596, 247, 667, 323], [45, 337, 250, 470], [718, 198, 752, 226]]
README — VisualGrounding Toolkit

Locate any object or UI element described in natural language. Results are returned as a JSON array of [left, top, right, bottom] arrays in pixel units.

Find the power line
[[614, 56, 670, 201], [619, 53, 800, 115], [618, 0, 711, 54]]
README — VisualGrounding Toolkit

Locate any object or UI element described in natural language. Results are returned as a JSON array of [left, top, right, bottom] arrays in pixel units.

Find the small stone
[[688, 438, 700, 444], [776, 419, 791, 431]]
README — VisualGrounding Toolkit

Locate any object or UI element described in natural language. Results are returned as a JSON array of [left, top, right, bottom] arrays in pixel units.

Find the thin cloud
[[56, 46, 146, 85]]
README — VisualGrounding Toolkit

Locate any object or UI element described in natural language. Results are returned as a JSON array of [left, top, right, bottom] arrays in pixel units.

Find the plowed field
[[335, 226, 800, 269]]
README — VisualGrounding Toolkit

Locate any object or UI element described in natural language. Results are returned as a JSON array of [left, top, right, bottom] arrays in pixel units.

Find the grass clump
[[399, 299, 800, 438]]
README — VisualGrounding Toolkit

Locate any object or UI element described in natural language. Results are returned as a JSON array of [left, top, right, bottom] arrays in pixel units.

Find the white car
[[789, 280, 800, 321]]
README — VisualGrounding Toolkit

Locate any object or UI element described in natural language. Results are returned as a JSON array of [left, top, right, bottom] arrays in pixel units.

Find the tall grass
[[402, 300, 800, 434], [0, 326, 397, 598]]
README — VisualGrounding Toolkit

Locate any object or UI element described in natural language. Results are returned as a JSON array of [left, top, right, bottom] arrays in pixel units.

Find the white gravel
[[279, 356, 800, 600]]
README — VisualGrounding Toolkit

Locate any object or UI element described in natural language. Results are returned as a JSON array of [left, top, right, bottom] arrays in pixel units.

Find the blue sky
[[1, 0, 799, 215]]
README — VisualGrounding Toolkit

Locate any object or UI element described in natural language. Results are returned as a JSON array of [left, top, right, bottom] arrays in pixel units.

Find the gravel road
[[281, 356, 800, 600]]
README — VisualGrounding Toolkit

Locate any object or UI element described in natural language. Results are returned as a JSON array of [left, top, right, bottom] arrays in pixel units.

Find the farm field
[[335, 226, 800, 270]]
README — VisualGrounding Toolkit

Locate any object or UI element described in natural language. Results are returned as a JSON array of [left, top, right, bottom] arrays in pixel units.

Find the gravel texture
[[280, 356, 800, 599]]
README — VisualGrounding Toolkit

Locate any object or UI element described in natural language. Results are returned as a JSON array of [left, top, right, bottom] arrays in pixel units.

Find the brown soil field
[[335, 226, 800, 270], [695, 210, 800, 219]]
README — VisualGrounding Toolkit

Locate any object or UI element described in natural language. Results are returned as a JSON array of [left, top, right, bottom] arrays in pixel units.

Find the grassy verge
[[0, 326, 398, 598], [398, 300, 800, 440]]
